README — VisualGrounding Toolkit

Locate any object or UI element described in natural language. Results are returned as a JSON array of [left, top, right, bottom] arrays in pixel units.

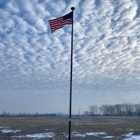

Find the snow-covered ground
[[0, 126, 8, 129], [1, 125, 140, 139], [0, 127, 107, 139], [72, 131, 106, 138], [1, 129, 22, 133], [0, 126, 55, 139], [103, 136, 115, 139], [86, 132, 106, 136], [0, 126, 21, 133], [123, 132, 140, 140], [12, 132, 55, 139]]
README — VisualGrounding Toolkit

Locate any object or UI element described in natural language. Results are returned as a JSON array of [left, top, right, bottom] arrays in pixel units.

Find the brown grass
[[0, 116, 140, 140]]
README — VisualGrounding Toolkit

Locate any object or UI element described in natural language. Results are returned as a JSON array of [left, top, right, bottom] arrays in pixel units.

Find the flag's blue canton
[[63, 12, 73, 20]]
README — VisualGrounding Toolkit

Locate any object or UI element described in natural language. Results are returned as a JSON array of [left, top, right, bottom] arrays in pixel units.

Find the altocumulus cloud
[[0, 0, 140, 113]]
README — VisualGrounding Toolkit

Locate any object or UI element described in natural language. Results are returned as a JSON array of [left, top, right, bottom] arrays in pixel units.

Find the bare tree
[[88, 103, 140, 116], [89, 105, 98, 116], [135, 103, 140, 116]]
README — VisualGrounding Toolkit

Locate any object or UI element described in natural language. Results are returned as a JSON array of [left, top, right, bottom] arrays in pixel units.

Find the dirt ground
[[0, 116, 140, 140]]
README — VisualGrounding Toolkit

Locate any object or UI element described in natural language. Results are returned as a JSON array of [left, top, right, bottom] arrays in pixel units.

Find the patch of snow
[[63, 132, 68, 138], [0, 126, 8, 129], [1, 129, 21, 133], [86, 132, 106, 136], [104, 136, 115, 138], [26, 132, 54, 138], [124, 135, 140, 140], [123, 132, 133, 137], [73, 133, 86, 137], [72, 131, 86, 138], [12, 132, 55, 139], [123, 132, 140, 140]]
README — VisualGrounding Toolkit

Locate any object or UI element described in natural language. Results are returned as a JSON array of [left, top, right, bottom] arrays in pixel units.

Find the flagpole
[[69, 7, 75, 140]]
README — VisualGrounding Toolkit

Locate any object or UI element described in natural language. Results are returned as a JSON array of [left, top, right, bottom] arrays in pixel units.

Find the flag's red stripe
[[50, 21, 72, 28], [49, 17, 72, 33]]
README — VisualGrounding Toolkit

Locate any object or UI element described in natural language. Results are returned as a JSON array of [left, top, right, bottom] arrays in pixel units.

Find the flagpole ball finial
[[71, 7, 75, 10]]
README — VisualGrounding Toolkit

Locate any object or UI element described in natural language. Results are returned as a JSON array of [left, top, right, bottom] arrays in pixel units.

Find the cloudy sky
[[0, 0, 140, 114]]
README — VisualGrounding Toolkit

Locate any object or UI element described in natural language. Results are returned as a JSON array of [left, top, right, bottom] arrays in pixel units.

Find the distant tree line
[[2, 103, 140, 117], [0, 111, 57, 117], [85, 103, 140, 116]]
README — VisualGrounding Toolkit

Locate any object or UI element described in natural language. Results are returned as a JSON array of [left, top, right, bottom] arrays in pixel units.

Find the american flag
[[48, 11, 73, 33]]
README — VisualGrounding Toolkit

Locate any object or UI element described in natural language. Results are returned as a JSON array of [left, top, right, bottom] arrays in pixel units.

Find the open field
[[0, 116, 140, 140]]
